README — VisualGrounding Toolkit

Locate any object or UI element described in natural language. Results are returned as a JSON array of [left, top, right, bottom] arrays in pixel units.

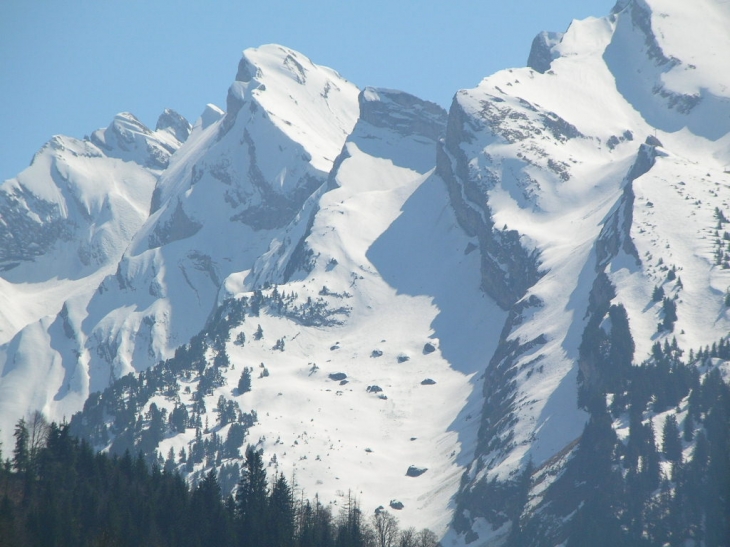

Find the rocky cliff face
[[444, 0, 730, 544]]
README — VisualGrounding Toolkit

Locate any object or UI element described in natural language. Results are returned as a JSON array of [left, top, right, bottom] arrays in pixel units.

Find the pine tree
[[683, 412, 695, 442], [567, 401, 624, 546], [661, 297, 678, 331], [652, 285, 665, 302], [662, 415, 682, 463], [12, 418, 29, 475], [299, 495, 335, 547], [0, 495, 18, 547], [336, 491, 367, 547], [170, 403, 189, 433], [703, 385, 730, 546], [642, 423, 661, 492], [607, 304, 634, 392], [191, 469, 232, 547], [269, 473, 295, 547], [222, 423, 244, 459], [238, 368, 252, 394], [236, 445, 268, 547]]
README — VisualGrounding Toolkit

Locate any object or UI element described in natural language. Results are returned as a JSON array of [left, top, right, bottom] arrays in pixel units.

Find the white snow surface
[[0, 0, 729, 541], [0, 113, 182, 437], [73, 45, 361, 395]]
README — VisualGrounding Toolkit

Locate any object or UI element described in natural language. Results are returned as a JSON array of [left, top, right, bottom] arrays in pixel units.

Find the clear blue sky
[[0, 0, 614, 182]]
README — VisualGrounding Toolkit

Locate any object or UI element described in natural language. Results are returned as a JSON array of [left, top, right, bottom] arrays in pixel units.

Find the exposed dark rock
[[423, 343, 436, 354], [421, 378, 436, 385], [229, 130, 326, 231], [367, 385, 383, 393], [541, 110, 584, 142], [645, 135, 663, 148], [397, 354, 410, 363], [389, 500, 404, 510], [451, 294, 547, 535], [577, 273, 617, 396], [155, 109, 191, 142], [596, 144, 655, 270], [148, 200, 202, 249], [527, 31, 563, 73], [282, 204, 318, 283], [328, 372, 347, 382], [437, 132, 542, 310], [406, 466, 427, 477], [0, 186, 74, 268], [359, 88, 448, 142], [475, 298, 548, 459], [371, 349, 383, 358]]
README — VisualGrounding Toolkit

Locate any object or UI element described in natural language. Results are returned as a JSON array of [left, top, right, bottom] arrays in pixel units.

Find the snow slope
[[0, 111, 188, 438], [441, 0, 730, 543], [218, 88, 505, 531], [1, 0, 729, 542], [71, 86, 509, 533], [0, 45, 363, 450]]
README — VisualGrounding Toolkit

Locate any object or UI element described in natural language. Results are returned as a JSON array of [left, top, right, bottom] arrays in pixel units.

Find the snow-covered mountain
[[0, 109, 189, 427], [438, 0, 730, 543], [1, 1, 729, 544]]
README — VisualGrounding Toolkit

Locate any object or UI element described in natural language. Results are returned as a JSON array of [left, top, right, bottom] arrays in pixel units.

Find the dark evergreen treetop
[[0, 425, 440, 547]]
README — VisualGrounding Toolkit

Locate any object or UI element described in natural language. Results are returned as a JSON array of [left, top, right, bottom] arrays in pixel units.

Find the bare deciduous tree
[[28, 411, 49, 463], [399, 526, 417, 547], [416, 528, 440, 547], [373, 510, 400, 547]]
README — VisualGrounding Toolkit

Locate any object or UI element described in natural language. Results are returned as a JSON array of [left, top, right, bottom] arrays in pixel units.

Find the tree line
[[0, 418, 440, 547], [506, 334, 730, 547]]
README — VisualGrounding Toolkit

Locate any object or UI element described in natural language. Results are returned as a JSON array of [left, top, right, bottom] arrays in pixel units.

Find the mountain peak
[[235, 44, 314, 86], [89, 111, 185, 169], [526, 31, 563, 73], [359, 87, 447, 141], [2, 4, 730, 545], [194, 103, 225, 132], [221, 44, 360, 174], [155, 109, 191, 143]]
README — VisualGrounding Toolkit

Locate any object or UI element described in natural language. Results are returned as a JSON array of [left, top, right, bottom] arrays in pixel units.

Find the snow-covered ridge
[[444, 0, 730, 543], [0, 108, 190, 440], [0, 46, 362, 455], [223, 44, 360, 175], [1, 0, 730, 543], [68, 84, 499, 535], [90, 111, 189, 169]]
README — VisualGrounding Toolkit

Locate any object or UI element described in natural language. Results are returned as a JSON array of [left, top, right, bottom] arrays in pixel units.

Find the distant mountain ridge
[[1, 1, 729, 545]]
